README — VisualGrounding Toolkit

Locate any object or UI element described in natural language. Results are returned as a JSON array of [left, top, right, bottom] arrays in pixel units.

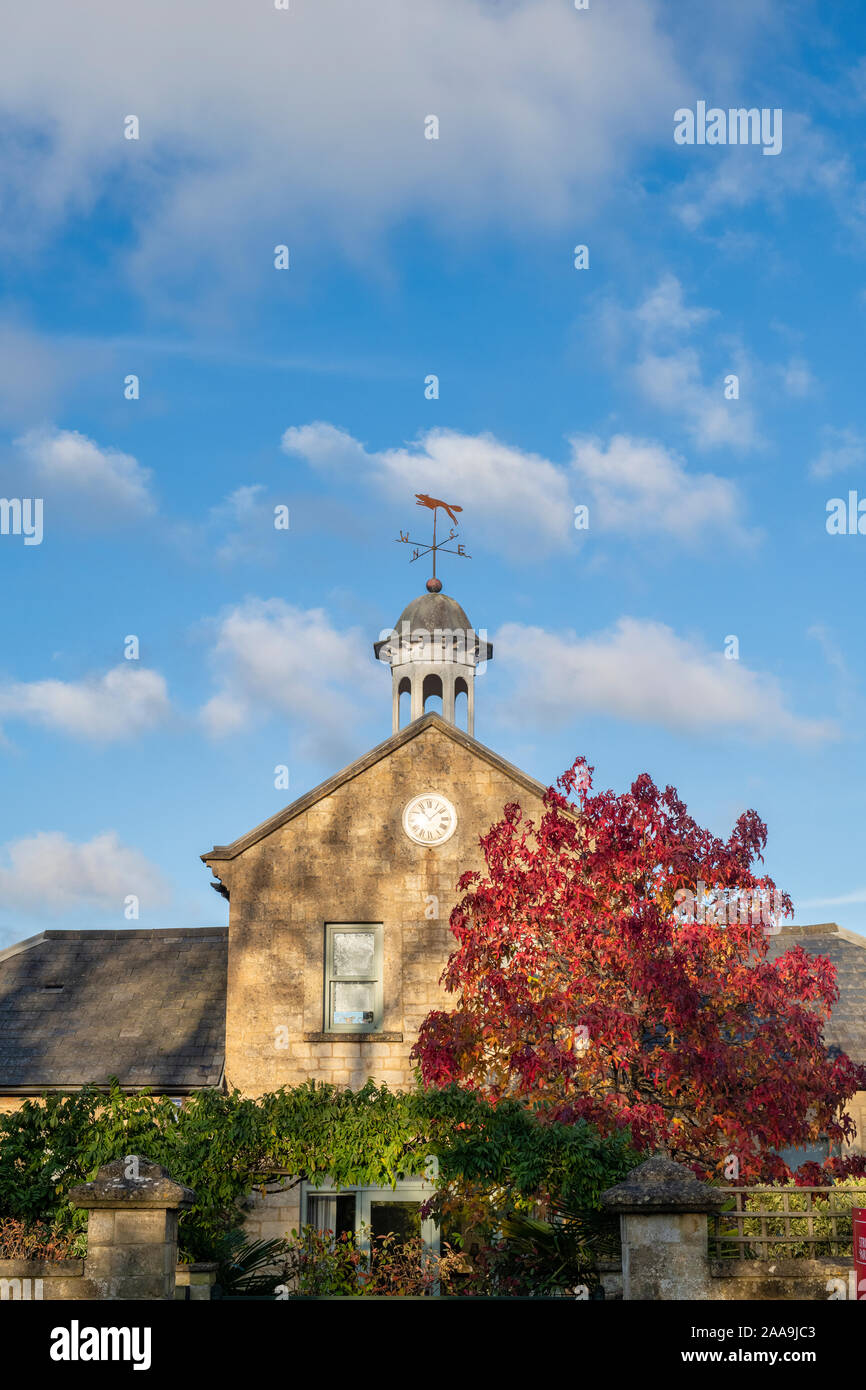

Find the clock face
[[402, 791, 457, 847]]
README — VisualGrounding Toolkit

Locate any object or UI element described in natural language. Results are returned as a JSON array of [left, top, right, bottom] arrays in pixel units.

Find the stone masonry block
[[113, 1209, 172, 1245]]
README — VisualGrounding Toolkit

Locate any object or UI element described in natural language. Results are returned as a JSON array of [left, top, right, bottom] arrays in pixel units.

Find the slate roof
[[765, 922, 866, 1064], [0, 916, 861, 1097], [0, 928, 227, 1093]]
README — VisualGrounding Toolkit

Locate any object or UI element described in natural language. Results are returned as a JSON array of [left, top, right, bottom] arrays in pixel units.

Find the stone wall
[[241, 1179, 301, 1246], [710, 1258, 853, 1300], [598, 1260, 623, 1300], [590, 1257, 857, 1302], [0, 1258, 218, 1302], [0, 1259, 89, 1299], [843, 1090, 866, 1156], [83, 1206, 181, 1301], [174, 1263, 217, 1300]]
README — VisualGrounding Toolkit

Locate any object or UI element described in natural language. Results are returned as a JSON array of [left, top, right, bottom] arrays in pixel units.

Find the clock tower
[[203, 512, 546, 1107], [373, 577, 493, 737]]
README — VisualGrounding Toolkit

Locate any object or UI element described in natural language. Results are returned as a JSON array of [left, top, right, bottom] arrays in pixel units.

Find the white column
[[392, 676, 400, 734], [441, 669, 456, 725], [410, 670, 424, 721]]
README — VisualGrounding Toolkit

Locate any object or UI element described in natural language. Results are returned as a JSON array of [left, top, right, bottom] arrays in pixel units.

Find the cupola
[[374, 577, 492, 735]]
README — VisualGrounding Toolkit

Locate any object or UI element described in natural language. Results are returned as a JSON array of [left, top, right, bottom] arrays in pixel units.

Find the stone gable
[[203, 715, 547, 1097]]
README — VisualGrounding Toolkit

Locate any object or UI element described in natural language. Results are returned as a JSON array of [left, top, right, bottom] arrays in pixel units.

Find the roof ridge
[[0, 931, 49, 965], [40, 927, 228, 940], [781, 922, 841, 935], [0, 926, 228, 963]]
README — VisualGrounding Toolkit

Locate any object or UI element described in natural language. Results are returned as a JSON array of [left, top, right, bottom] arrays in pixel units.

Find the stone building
[[0, 581, 865, 1248]]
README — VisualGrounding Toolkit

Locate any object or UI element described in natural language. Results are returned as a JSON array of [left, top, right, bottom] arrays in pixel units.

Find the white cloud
[[0, 831, 170, 913], [674, 113, 866, 238], [201, 599, 379, 756], [634, 348, 758, 450], [0, 665, 170, 742], [285, 423, 572, 553], [166, 483, 289, 567], [493, 617, 835, 743], [206, 484, 274, 564], [0, 0, 683, 301], [809, 426, 866, 479], [283, 420, 753, 553], [369, 433, 571, 550], [598, 275, 760, 451], [14, 426, 155, 518], [281, 423, 367, 476], [796, 889, 866, 909], [569, 434, 755, 543], [633, 274, 715, 339], [779, 357, 815, 398]]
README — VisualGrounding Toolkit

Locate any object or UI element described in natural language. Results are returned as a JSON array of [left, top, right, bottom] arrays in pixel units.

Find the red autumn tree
[[413, 759, 866, 1182]]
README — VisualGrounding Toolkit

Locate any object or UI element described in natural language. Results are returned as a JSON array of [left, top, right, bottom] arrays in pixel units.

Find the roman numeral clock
[[402, 791, 457, 846]]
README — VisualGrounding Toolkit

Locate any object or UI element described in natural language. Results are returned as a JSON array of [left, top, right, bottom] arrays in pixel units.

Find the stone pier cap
[[601, 1155, 728, 1214], [69, 1156, 196, 1211]]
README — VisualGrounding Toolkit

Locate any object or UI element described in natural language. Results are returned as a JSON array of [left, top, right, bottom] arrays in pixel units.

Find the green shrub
[[276, 1224, 464, 1297], [0, 1078, 639, 1271], [715, 1178, 866, 1259]]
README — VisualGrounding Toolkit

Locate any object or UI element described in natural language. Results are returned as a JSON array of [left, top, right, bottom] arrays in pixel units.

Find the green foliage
[[497, 1209, 601, 1295], [277, 1224, 461, 1297], [0, 1082, 281, 1261], [479, 1196, 621, 1296], [215, 1236, 294, 1296], [419, 1089, 638, 1213], [0, 1078, 639, 1265]]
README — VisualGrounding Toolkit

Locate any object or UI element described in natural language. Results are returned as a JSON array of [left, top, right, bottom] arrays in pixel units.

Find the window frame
[[323, 922, 384, 1034], [300, 1176, 439, 1257]]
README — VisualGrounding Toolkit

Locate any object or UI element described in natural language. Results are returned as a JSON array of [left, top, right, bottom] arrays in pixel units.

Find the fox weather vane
[[396, 493, 471, 592]]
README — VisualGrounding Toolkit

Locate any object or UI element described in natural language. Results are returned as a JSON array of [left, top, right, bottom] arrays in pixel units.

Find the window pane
[[333, 981, 375, 1025], [333, 931, 375, 978], [307, 1193, 356, 1238], [370, 1200, 422, 1246], [778, 1140, 830, 1170]]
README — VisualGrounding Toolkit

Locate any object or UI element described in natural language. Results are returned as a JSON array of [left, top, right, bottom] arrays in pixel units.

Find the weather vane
[[396, 493, 471, 591]]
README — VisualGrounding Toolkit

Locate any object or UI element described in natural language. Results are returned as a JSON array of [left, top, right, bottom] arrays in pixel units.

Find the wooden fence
[[710, 1186, 866, 1260]]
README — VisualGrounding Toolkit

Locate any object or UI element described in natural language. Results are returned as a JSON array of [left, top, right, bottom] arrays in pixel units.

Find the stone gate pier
[[602, 1155, 728, 1301], [68, 1156, 196, 1300], [1, 1155, 196, 1300]]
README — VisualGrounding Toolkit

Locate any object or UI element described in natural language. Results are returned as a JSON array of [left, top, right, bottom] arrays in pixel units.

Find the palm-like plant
[[215, 1237, 292, 1296], [498, 1200, 617, 1296]]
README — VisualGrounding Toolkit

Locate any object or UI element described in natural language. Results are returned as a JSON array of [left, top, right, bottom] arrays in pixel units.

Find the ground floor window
[[305, 1192, 356, 1240], [301, 1177, 439, 1255]]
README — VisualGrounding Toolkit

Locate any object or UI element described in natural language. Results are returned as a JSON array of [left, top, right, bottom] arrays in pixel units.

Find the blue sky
[[2, 0, 866, 944]]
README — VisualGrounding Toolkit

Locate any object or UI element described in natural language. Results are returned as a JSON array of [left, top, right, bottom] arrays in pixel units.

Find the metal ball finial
[[426, 576, 443, 593]]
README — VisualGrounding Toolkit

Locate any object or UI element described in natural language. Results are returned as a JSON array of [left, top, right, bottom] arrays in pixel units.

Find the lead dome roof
[[393, 591, 473, 634]]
